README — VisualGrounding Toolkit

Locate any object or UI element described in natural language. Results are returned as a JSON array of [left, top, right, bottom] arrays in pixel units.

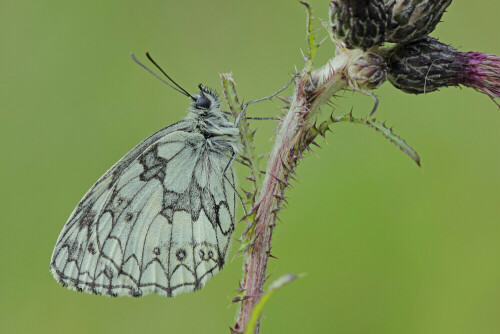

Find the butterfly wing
[[50, 122, 236, 297]]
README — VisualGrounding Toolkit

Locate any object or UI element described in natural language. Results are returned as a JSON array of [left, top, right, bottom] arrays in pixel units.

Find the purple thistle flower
[[460, 52, 500, 106], [386, 36, 500, 106]]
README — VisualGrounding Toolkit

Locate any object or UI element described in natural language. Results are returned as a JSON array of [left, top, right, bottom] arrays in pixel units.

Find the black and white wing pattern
[[50, 117, 238, 297]]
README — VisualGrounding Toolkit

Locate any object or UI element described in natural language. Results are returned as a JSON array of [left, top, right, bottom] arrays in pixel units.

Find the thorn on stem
[[231, 295, 251, 303]]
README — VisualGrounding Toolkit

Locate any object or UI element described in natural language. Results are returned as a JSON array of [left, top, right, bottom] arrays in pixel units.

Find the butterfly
[[50, 53, 241, 297]]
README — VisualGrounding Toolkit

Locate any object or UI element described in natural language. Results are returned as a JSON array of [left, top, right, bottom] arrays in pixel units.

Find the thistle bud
[[329, 0, 387, 50], [386, 0, 452, 43], [386, 36, 500, 106], [348, 52, 387, 90]]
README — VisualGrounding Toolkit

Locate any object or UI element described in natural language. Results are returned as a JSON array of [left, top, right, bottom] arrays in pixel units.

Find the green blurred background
[[1, 1, 499, 333]]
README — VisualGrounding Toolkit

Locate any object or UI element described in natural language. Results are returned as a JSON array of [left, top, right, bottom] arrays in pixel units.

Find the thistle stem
[[233, 50, 357, 333]]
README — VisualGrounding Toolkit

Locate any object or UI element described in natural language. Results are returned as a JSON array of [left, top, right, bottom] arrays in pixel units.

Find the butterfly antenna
[[145, 52, 195, 100], [130, 53, 196, 101]]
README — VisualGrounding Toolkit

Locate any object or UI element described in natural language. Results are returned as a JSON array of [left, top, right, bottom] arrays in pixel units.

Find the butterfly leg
[[223, 152, 248, 217], [246, 117, 280, 121], [234, 72, 299, 126]]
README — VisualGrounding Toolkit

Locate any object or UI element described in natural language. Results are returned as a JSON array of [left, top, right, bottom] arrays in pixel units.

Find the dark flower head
[[386, 36, 500, 106], [386, 0, 452, 43], [329, 0, 387, 50], [348, 52, 387, 90]]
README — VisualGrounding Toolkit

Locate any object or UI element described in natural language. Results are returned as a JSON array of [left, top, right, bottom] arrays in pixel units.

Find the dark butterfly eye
[[196, 95, 211, 109]]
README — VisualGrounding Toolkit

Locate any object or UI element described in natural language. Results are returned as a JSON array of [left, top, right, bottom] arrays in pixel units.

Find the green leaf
[[244, 274, 301, 334], [300, 1, 317, 71], [329, 112, 421, 166], [366, 119, 421, 166]]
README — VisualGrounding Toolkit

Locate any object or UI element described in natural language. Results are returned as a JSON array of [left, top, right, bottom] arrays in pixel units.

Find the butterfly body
[[51, 86, 240, 297]]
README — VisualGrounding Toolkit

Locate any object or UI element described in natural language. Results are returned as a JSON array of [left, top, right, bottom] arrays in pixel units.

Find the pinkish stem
[[233, 50, 357, 333]]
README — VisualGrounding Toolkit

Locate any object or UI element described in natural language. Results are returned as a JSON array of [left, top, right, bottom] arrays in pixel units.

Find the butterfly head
[[130, 53, 222, 113], [191, 84, 220, 111]]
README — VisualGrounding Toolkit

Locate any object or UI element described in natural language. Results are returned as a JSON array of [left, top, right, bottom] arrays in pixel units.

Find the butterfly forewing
[[51, 89, 239, 297]]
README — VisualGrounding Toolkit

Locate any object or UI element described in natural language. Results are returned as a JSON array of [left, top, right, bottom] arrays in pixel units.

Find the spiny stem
[[228, 1, 497, 332], [232, 18, 364, 333], [221, 73, 262, 207]]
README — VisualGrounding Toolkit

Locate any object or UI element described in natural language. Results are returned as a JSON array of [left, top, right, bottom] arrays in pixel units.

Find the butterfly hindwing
[[51, 120, 237, 297]]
